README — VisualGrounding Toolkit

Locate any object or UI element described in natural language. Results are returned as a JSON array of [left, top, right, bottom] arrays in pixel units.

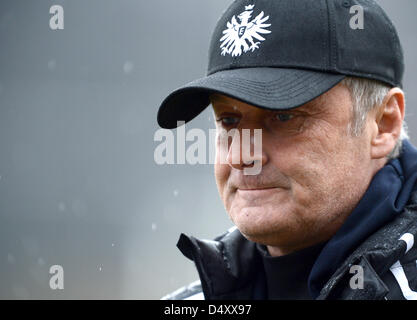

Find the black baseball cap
[[157, 0, 404, 129]]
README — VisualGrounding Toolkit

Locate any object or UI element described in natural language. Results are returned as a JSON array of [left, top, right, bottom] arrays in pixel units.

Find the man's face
[[211, 84, 381, 254]]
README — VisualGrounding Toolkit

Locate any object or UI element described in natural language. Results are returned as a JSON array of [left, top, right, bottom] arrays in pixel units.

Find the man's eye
[[219, 117, 240, 126], [275, 113, 294, 122]]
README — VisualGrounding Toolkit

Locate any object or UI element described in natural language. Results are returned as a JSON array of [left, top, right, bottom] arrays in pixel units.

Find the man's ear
[[370, 88, 405, 159]]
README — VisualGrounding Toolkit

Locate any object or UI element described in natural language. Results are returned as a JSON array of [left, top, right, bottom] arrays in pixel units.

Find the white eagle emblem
[[220, 4, 271, 57]]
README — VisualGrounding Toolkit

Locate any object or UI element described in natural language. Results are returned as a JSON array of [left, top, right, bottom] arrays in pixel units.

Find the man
[[157, 0, 417, 300]]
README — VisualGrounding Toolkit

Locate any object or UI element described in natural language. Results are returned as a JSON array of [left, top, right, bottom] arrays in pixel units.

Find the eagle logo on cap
[[220, 4, 271, 57]]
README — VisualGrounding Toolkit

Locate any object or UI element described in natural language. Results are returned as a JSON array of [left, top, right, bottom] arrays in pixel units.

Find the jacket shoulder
[[161, 280, 204, 300]]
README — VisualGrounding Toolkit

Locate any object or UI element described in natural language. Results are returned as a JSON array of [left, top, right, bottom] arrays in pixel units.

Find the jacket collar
[[177, 227, 264, 299], [317, 192, 417, 299]]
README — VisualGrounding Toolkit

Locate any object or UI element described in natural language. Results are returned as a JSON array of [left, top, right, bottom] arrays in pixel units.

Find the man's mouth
[[238, 187, 277, 191], [236, 187, 282, 201]]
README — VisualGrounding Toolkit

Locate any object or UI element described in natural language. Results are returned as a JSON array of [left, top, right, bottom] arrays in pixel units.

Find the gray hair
[[341, 77, 408, 160]]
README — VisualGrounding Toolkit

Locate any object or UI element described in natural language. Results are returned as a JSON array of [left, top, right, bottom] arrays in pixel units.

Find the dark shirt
[[256, 242, 326, 300]]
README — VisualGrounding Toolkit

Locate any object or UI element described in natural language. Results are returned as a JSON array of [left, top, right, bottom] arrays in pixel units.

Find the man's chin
[[236, 226, 287, 247], [227, 202, 295, 243], [231, 217, 290, 245]]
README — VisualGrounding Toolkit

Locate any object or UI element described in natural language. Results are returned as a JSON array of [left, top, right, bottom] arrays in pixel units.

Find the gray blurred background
[[0, 0, 416, 299]]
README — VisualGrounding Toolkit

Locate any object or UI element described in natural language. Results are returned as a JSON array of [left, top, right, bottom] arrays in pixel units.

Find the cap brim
[[157, 67, 345, 129]]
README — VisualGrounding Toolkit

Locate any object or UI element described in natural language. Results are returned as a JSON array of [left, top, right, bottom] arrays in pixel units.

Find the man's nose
[[226, 127, 267, 171]]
